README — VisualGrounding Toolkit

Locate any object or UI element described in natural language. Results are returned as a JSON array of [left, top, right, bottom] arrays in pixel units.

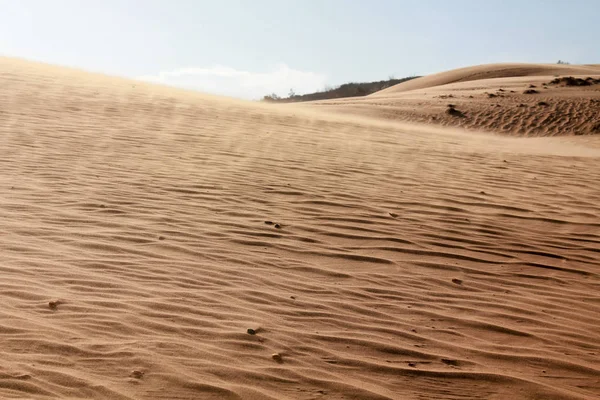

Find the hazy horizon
[[1, 0, 598, 99]]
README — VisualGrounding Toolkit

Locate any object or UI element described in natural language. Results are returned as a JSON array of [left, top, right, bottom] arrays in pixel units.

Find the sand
[[0, 57, 599, 400], [307, 63, 600, 137], [376, 63, 600, 95]]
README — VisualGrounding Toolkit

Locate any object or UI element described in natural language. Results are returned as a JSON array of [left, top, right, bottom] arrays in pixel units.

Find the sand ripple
[[0, 58, 599, 399]]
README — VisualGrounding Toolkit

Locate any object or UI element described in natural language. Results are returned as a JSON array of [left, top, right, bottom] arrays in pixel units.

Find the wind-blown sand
[[308, 63, 600, 137], [0, 57, 599, 399]]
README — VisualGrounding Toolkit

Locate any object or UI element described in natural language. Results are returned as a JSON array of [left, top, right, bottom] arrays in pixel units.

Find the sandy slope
[[307, 64, 600, 137], [374, 63, 600, 95], [1, 57, 599, 400]]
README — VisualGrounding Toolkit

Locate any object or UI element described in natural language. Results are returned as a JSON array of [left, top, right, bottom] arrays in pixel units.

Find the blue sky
[[1, 0, 598, 99]]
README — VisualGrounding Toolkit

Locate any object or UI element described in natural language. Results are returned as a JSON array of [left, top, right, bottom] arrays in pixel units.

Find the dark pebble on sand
[[247, 328, 257, 335], [130, 370, 144, 379], [442, 358, 460, 366], [452, 279, 463, 285], [274, 224, 281, 229]]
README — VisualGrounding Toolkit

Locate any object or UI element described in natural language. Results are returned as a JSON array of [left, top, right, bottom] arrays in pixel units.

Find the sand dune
[[306, 64, 600, 137], [374, 63, 600, 95], [1, 57, 599, 399]]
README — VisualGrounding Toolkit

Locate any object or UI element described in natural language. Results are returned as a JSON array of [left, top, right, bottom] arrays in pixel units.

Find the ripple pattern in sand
[[0, 59, 599, 399]]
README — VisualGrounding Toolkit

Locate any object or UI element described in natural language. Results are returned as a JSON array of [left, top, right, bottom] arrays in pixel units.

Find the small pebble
[[247, 328, 257, 335], [452, 278, 463, 285], [389, 212, 398, 218], [130, 370, 144, 379], [264, 221, 273, 225], [274, 224, 281, 229], [48, 300, 60, 310], [441, 358, 460, 366], [271, 353, 283, 363], [158, 236, 165, 241], [408, 362, 416, 367], [290, 296, 296, 300]]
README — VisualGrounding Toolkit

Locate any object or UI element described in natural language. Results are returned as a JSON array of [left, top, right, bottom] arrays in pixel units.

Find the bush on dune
[[262, 76, 419, 103]]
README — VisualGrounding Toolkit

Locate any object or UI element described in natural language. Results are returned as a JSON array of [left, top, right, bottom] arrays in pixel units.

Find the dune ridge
[[307, 63, 600, 137], [0, 58, 599, 399], [373, 63, 600, 95]]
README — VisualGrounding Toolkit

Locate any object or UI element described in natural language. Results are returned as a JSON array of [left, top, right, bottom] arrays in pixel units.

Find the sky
[[0, 0, 598, 99]]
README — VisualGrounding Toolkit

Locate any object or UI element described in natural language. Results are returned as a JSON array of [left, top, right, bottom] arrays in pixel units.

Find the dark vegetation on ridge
[[548, 76, 600, 86], [262, 76, 420, 103]]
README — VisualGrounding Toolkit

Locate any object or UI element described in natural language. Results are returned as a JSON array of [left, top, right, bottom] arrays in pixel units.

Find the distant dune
[[0, 57, 599, 400], [306, 63, 600, 137], [373, 63, 600, 95]]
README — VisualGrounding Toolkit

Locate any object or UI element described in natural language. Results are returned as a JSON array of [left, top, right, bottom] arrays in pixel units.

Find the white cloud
[[136, 64, 327, 100]]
